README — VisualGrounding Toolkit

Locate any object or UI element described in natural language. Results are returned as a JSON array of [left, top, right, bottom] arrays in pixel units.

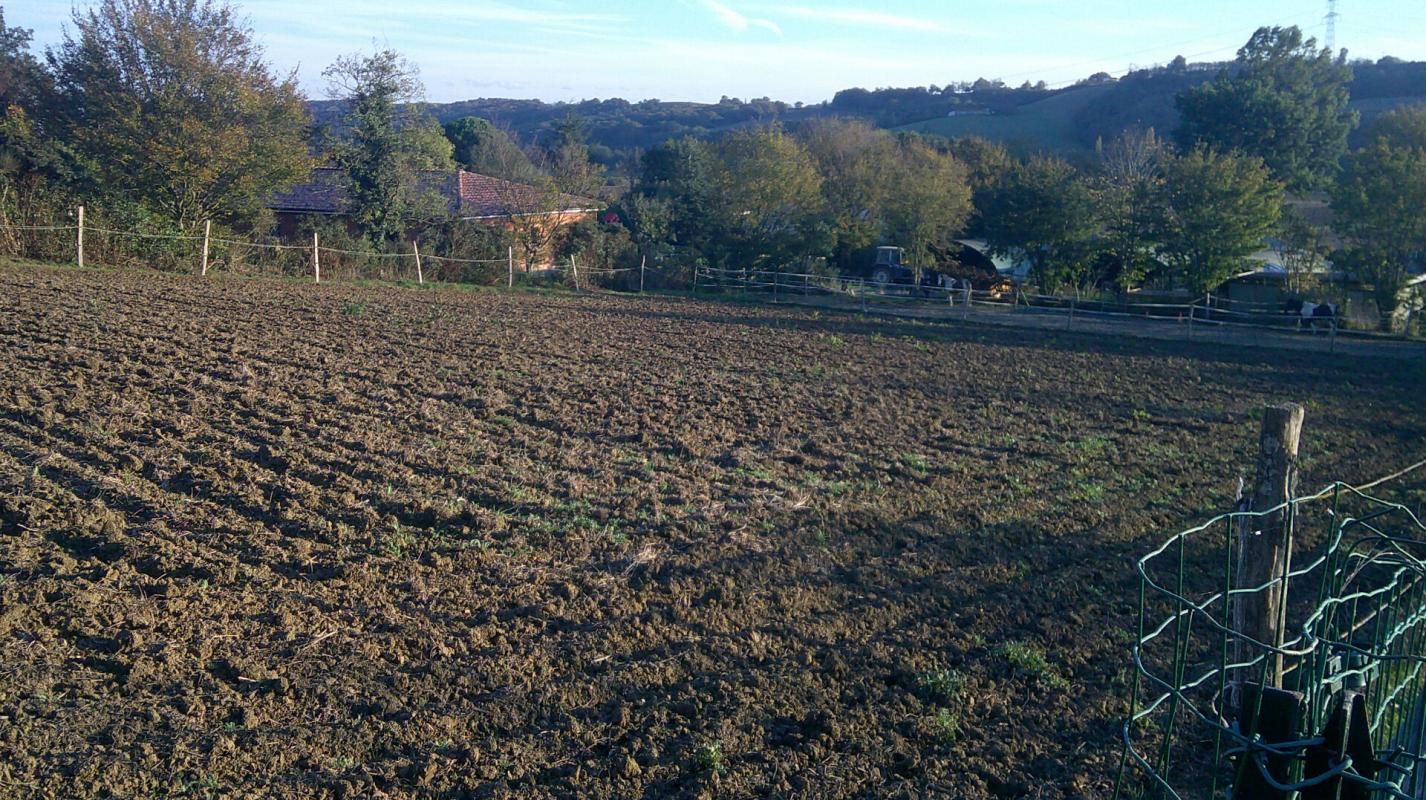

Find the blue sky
[[9, 1, 1426, 103]]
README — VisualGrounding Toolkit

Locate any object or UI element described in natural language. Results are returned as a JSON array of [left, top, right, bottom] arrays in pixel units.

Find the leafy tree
[[46, 0, 309, 229], [0, 9, 46, 111], [401, 116, 456, 169], [443, 116, 540, 181], [883, 136, 971, 271], [623, 193, 672, 257], [1331, 106, 1426, 328], [537, 113, 602, 200], [324, 48, 453, 242], [708, 125, 829, 271], [638, 137, 721, 257], [799, 118, 898, 271], [979, 156, 1099, 291], [1154, 146, 1282, 293], [1368, 104, 1426, 150], [555, 215, 634, 283], [1175, 26, 1356, 191], [1094, 128, 1169, 288], [1271, 207, 1330, 295], [946, 136, 1012, 192], [0, 12, 72, 190]]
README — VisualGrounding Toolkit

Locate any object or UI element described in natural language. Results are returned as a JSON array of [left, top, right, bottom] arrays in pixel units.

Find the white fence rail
[[692, 266, 1362, 349]]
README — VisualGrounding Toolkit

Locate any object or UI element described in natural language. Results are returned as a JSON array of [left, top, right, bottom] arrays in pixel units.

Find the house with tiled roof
[[268, 167, 603, 267]]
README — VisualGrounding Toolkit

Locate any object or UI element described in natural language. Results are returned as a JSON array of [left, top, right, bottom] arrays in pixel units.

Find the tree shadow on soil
[[592, 302, 1426, 376]]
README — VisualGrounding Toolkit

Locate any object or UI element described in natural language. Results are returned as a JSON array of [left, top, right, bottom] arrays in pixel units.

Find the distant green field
[[897, 84, 1116, 154], [900, 84, 1426, 155]]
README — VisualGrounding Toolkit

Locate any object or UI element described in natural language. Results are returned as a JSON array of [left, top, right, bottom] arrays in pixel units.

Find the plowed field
[[2, 261, 1423, 799]]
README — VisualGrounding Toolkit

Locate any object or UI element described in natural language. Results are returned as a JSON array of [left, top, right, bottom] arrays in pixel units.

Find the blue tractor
[[842, 246, 936, 287]]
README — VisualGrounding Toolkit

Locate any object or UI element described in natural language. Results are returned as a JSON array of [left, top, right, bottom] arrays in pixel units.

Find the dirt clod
[[0, 262, 1421, 798]]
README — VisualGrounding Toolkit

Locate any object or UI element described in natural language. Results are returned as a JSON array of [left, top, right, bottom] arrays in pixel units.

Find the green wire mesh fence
[[1116, 459, 1426, 799]]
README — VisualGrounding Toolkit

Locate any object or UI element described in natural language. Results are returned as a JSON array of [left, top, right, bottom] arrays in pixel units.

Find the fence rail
[[2, 211, 1417, 344], [0, 209, 642, 289], [1115, 412, 1426, 800], [689, 265, 1388, 347]]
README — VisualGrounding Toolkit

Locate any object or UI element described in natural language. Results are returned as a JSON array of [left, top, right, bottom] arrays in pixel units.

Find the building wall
[[488, 210, 597, 271]]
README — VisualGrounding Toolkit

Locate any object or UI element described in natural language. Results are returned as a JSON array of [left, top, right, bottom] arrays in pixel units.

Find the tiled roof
[[268, 168, 601, 219], [455, 171, 600, 218], [268, 168, 350, 214]]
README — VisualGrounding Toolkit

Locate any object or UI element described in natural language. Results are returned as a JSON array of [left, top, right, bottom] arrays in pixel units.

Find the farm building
[[268, 167, 603, 268]]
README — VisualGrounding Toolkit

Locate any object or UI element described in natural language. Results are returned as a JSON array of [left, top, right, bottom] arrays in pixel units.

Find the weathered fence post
[[200, 220, 211, 276], [312, 231, 320, 284], [570, 254, 580, 292], [76, 205, 84, 269], [507, 246, 514, 288], [412, 240, 423, 285], [964, 285, 972, 320], [1234, 403, 1305, 689], [639, 255, 646, 294]]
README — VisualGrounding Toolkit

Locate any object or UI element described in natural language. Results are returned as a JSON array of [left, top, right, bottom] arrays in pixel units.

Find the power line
[[1326, 0, 1340, 52], [990, 19, 1327, 91]]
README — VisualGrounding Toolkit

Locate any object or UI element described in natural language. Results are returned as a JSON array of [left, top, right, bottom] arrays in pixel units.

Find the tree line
[[0, 3, 1422, 328]]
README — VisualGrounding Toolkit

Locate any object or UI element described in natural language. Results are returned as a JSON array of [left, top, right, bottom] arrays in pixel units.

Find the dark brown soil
[[1, 260, 1422, 799]]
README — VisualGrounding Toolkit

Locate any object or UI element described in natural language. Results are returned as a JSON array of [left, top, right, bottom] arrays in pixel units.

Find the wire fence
[[692, 266, 1426, 347], [4, 211, 1419, 345], [1115, 457, 1426, 799], [0, 210, 621, 289], [0, 208, 713, 295]]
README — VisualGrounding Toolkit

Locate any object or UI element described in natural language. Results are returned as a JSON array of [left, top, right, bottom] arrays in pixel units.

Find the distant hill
[[308, 59, 1426, 165], [900, 59, 1426, 156], [900, 83, 1125, 156], [308, 96, 830, 167]]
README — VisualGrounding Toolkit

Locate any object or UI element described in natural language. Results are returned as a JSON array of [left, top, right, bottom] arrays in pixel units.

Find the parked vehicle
[[840, 244, 1018, 299], [841, 246, 940, 289]]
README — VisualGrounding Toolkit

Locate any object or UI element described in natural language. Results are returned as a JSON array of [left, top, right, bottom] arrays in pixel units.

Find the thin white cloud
[[249, 0, 624, 38], [702, 0, 782, 35], [762, 5, 956, 33]]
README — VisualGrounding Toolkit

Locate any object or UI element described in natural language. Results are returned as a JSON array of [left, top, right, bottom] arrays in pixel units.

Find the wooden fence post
[[312, 231, 320, 283], [1234, 403, 1305, 689], [412, 240, 423, 285], [76, 205, 84, 269], [570, 255, 580, 292], [201, 220, 211, 276], [639, 255, 646, 294], [507, 246, 514, 288]]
